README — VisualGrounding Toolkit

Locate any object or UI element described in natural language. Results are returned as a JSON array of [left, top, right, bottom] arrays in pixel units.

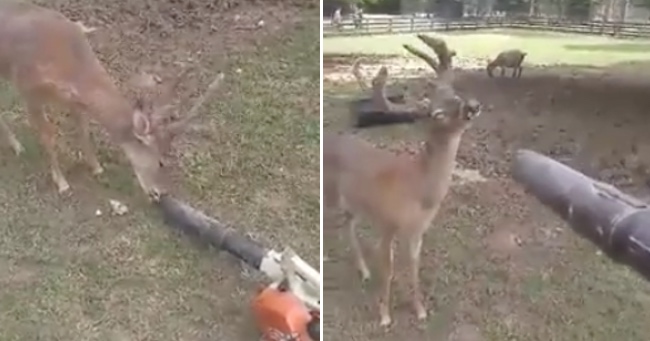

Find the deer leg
[[377, 232, 396, 327], [323, 176, 340, 229], [511, 68, 517, 78], [322, 178, 342, 263], [343, 211, 371, 282], [407, 232, 427, 320], [74, 112, 103, 175], [0, 117, 23, 155], [518, 67, 523, 78], [26, 103, 69, 194]]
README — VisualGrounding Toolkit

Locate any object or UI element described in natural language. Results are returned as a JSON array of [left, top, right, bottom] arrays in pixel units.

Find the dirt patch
[[324, 56, 650, 340]]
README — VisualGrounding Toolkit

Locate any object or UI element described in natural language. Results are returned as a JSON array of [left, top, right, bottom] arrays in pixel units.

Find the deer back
[[324, 131, 428, 223], [0, 3, 109, 89], [0, 1, 132, 135]]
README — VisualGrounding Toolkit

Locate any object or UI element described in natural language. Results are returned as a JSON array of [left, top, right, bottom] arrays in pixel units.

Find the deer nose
[[466, 99, 482, 117], [149, 188, 162, 202]]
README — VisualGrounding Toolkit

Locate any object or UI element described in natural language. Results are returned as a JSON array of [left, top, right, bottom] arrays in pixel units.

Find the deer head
[[352, 34, 481, 131], [118, 66, 225, 200], [129, 66, 225, 164]]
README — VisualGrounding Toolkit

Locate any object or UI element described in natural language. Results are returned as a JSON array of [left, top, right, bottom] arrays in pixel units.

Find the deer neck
[[77, 78, 138, 144], [420, 132, 461, 172], [415, 131, 462, 207], [78, 80, 163, 194]]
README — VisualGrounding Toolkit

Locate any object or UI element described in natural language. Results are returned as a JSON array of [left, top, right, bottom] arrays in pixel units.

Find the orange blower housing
[[252, 284, 318, 341]]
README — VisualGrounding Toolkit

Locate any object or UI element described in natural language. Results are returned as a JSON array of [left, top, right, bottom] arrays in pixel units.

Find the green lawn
[[323, 29, 650, 67]]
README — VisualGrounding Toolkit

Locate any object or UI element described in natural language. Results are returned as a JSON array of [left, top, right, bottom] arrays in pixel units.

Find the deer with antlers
[[0, 2, 224, 199], [324, 34, 482, 327]]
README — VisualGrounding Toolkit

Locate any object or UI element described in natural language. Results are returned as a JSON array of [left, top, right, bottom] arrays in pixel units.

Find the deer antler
[[370, 66, 429, 114], [166, 72, 225, 136], [152, 64, 195, 117], [403, 34, 456, 83], [352, 58, 369, 91], [403, 44, 439, 73], [351, 58, 429, 113]]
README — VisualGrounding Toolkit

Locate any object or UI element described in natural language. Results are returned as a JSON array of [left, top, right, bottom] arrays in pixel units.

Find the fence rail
[[323, 17, 650, 38]]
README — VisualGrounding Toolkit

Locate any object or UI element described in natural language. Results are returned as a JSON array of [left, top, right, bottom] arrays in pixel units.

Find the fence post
[[389, 18, 393, 33], [410, 17, 414, 32]]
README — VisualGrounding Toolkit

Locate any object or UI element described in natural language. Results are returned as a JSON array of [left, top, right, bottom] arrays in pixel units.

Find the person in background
[[353, 5, 364, 29], [333, 7, 342, 30]]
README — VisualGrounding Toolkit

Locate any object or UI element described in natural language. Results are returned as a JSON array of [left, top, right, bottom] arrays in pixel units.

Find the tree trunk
[[620, 0, 629, 22]]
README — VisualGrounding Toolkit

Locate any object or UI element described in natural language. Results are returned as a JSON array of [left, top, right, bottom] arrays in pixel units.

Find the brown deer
[[324, 35, 482, 327], [0, 2, 224, 199]]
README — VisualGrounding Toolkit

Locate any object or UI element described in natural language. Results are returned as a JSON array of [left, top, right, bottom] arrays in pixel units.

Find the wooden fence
[[323, 16, 650, 39]]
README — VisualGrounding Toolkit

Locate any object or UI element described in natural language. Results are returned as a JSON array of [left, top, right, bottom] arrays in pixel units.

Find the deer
[[0, 1, 224, 200], [486, 49, 527, 78], [323, 34, 482, 327]]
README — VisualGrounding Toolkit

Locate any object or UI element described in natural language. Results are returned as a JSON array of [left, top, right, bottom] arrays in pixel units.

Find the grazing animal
[[324, 35, 482, 327], [487, 49, 527, 78], [0, 1, 224, 199]]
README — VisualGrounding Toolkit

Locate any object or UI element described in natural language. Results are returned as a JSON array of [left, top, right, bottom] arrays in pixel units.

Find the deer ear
[[132, 109, 152, 140]]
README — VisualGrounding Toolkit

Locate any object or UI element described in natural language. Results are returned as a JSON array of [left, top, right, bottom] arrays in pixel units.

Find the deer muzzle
[[463, 99, 482, 120]]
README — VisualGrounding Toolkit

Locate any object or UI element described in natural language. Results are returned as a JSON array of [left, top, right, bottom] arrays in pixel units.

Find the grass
[[0, 10, 319, 341], [323, 29, 650, 67]]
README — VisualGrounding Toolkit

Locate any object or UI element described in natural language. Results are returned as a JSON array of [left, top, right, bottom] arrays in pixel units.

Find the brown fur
[[0, 2, 224, 199], [487, 49, 527, 78], [324, 35, 482, 327]]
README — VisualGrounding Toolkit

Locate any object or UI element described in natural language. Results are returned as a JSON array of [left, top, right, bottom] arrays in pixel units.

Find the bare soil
[[323, 55, 650, 341]]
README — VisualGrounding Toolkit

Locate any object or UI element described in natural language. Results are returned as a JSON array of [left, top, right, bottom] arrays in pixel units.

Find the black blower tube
[[156, 194, 267, 271], [512, 149, 650, 281], [307, 317, 320, 341], [156, 195, 321, 341]]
